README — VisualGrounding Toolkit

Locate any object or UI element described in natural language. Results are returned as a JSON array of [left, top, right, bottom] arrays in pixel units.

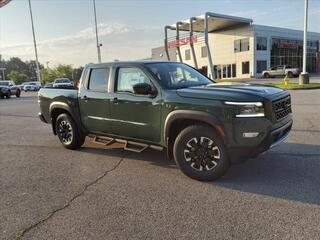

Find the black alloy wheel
[[173, 125, 229, 181], [55, 113, 86, 149], [183, 136, 221, 172]]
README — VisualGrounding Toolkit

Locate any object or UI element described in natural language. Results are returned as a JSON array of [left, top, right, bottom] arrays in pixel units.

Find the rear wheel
[[287, 72, 294, 78], [263, 73, 270, 78], [173, 125, 229, 181], [16, 90, 21, 98], [55, 113, 85, 149]]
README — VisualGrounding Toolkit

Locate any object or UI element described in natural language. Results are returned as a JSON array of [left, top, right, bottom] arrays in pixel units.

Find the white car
[[262, 65, 300, 78], [53, 78, 73, 88], [23, 82, 41, 91]]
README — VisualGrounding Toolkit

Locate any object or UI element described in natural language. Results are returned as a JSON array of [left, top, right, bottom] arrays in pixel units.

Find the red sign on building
[[0, 0, 12, 8], [168, 36, 198, 49]]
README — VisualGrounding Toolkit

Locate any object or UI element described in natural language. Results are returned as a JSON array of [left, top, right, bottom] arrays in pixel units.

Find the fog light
[[243, 132, 259, 138]]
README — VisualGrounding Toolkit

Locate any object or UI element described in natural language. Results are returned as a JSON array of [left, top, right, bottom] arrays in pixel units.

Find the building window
[[242, 61, 250, 74], [234, 38, 250, 53], [257, 60, 267, 73], [257, 37, 267, 50], [201, 46, 207, 58], [234, 40, 241, 53], [185, 49, 191, 60], [232, 64, 236, 77]]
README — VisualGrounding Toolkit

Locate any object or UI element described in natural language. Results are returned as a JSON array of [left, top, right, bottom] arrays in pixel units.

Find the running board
[[91, 135, 163, 153], [116, 139, 148, 153], [93, 136, 114, 146]]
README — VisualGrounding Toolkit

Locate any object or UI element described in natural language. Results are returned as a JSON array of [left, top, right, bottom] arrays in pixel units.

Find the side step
[[91, 135, 163, 153], [93, 136, 114, 146]]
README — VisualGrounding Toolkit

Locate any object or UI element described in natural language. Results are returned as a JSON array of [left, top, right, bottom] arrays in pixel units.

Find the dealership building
[[151, 12, 320, 79]]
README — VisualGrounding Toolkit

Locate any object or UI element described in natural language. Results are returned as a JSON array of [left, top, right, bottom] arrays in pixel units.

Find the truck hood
[[176, 82, 285, 101]]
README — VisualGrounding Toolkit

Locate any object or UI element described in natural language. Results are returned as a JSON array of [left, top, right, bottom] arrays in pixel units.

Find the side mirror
[[133, 83, 155, 95]]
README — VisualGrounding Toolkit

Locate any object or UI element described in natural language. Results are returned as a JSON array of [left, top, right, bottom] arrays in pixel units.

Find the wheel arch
[[164, 110, 226, 159], [49, 102, 80, 135]]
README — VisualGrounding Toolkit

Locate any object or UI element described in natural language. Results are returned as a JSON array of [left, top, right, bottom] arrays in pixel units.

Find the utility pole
[[28, 0, 41, 82], [93, 0, 102, 63], [299, 0, 309, 84]]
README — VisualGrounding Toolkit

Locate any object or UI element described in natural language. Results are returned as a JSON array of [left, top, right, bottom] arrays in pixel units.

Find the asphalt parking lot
[[1, 90, 320, 240]]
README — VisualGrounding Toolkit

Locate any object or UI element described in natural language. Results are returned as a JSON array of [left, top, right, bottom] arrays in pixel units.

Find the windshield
[[145, 62, 214, 89], [55, 79, 70, 83], [0, 81, 9, 86]]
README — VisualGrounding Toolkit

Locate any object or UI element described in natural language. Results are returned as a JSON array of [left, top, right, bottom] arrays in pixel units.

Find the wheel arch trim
[[163, 110, 225, 146]]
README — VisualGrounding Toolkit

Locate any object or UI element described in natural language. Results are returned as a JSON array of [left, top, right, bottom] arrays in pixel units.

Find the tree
[[7, 70, 29, 85]]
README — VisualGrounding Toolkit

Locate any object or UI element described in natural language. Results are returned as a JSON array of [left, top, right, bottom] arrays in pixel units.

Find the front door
[[78, 67, 112, 134], [109, 66, 161, 143]]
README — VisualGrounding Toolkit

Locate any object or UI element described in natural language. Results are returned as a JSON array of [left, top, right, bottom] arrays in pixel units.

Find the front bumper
[[228, 119, 293, 163]]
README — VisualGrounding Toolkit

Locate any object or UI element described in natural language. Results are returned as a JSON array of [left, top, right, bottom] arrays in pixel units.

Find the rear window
[[88, 68, 109, 91]]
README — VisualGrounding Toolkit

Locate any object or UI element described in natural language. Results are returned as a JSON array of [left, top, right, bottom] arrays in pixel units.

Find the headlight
[[224, 101, 265, 117]]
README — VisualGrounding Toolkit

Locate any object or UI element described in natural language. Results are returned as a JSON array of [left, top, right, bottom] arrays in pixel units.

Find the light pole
[[299, 0, 309, 84], [93, 0, 102, 63], [28, 0, 41, 83]]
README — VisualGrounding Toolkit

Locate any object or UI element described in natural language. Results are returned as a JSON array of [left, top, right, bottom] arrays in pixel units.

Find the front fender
[[163, 110, 226, 145]]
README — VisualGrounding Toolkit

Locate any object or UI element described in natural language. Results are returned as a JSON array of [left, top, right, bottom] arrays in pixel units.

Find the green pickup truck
[[38, 61, 292, 181]]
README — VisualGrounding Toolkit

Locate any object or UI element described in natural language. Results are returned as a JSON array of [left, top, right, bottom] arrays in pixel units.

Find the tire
[[6, 91, 11, 98], [0, 93, 4, 99], [287, 72, 294, 78], [173, 125, 230, 181], [263, 73, 270, 78], [55, 113, 86, 149], [16, 90, 21, 98]]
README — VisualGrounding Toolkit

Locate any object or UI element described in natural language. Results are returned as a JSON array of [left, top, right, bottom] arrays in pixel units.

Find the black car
[[0, 81, 21, 99]]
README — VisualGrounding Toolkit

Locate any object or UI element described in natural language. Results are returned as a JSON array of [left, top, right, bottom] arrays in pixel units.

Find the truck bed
[[38, 88, 79, 124]]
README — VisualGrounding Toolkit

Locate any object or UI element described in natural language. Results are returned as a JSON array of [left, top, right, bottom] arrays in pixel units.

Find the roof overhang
[[170, 12, 253, 32]]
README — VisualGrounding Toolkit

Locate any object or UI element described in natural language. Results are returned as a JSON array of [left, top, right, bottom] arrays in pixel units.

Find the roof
[[169, 12, 252, 33], [86, 60, 180, 67]]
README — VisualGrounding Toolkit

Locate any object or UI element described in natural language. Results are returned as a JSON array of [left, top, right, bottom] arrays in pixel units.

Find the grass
[[266, 82, 320, 90]]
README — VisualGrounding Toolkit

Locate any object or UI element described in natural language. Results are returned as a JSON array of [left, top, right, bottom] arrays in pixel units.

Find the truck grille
[[272, 96, 292, 121]]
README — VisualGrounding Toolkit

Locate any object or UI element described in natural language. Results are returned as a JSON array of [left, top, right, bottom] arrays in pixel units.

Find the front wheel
[[55, 113, 86, 149], [6, 91, 11, 98], [173, 125, 229, 181]]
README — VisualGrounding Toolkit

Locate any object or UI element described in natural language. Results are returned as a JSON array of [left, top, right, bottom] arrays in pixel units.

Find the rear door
[[78, 66, 112, 134], [109, 65, 162, 143]]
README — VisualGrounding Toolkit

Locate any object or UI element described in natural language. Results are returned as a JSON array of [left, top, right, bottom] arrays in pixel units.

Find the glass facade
[[271, 38, 319, 73]]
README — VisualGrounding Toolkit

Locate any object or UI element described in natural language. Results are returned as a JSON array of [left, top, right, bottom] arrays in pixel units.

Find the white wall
[[180, 24, 254, 79]]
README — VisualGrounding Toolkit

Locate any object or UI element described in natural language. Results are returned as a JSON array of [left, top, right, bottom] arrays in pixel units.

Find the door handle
[[111, 97, 118, 104]]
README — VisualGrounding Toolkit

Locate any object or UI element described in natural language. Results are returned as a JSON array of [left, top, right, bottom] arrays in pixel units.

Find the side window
[[88, 68, 109, 91], [201, 46, 207, 58], [117, 67, 150, 93]]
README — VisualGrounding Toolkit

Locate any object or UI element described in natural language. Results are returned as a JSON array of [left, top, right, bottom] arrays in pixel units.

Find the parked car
[[23, 82, 41, 91], [38, 61, 292, 181], [0, 80, 21, 98], [18, 82, 31, 90], [44, 83, 53, 88], [262, 65, 300, 78], [53, 78, 73, 88]]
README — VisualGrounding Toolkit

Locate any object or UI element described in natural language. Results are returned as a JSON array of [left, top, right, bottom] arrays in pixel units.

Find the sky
[[0, 0, 319, 67]]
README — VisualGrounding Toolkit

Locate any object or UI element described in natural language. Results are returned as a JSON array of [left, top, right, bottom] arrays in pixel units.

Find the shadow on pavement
[[80, 141, 320, 205], [215, 142, 320, 205]]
